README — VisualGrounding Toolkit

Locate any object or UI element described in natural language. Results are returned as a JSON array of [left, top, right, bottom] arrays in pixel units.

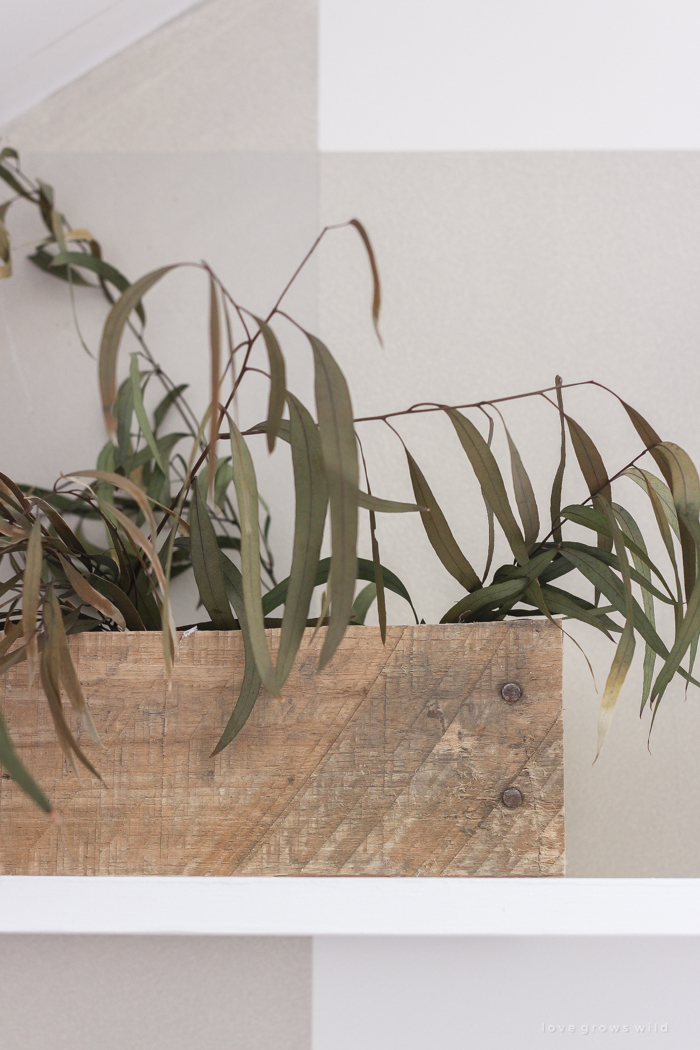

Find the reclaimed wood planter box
[[0, 620, 563, 876]]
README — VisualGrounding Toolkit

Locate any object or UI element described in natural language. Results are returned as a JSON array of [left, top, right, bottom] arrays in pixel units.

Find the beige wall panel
[[0, 934, 310, 1050], [3, 0, 317, 152], [319, 152, 700, 875]]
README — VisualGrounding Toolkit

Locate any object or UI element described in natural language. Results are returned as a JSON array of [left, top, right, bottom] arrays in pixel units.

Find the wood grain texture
[[0, 621, 563, 876]]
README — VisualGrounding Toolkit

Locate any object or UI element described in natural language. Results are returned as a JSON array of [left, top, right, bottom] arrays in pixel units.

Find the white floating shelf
[[1, 878, 699, 936]]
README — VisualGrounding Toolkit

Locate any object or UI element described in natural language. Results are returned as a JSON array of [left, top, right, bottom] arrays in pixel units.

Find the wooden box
[[0, 620, 564, 876]]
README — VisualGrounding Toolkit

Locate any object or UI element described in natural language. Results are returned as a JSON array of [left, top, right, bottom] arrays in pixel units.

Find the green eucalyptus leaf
[[446, 409, 529, 565], [154, 384, 189, 434], [440, 578, 528, 624], [100, 265, 181, 442], [254, 317, 286, 453], [188, 478, 236, 631], [130, 354, 167, 474], [406, 449, 481, 592], [308, 333, 359, 670], [263, 556, 417, 622], [51, 252, 145, 324], [276, 393, 328, 684], [228, 419, 280, 694], [351, 583, 377, 625], [212, 554, 262, 754], [503, 422, 539, 550]]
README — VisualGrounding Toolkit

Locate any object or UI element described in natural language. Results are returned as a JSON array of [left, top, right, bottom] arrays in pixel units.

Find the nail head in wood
[[501, 682, 522, 703], [502, 786, 523, 809]]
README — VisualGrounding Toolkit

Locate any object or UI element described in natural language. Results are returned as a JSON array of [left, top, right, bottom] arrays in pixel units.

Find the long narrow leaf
[[406, 449, 481, 592], [255, 317, 287, 453], [130, 355, 167, 474], [58, 556, 126, 629], [613, 504, 657, 712], [189, 478, 236, 630], [276, 394, 328, 683], [46, 587, 101, 744], [369, 510, 387, 643], [22, 520, 42, 686], [503, 422, 539, 550], [358, 491, 423, 514], [349, 218, 383, 346], [228, 418, 280, 694], [213, 554, 262, 754], [99, 265, 181, 441], [309, 334, 359, 669], [447, 409, 529, 565], [208, 275, 221, 497], [263, 556, 418, 622]]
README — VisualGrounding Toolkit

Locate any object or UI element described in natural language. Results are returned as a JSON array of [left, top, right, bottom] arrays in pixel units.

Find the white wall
[[320, 0, 700, 150], [0, 0, 201, 129]]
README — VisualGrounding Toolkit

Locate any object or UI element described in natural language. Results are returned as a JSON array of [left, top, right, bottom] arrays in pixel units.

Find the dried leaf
[[41, 592, 101, 778], [46, 587, 101, 745], [58, 555, 125, 629], [349, 218, 383, 346], [596, 623, 635, 760], [69, 470, 157, 542]]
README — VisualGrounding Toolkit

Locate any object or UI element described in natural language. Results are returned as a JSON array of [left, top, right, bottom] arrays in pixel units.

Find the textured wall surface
[[4, 0, 317, 152], [0, 935, 311, 1050]]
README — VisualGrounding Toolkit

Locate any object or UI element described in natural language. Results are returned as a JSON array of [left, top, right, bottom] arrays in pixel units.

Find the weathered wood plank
[[0, 621, 563, 876]]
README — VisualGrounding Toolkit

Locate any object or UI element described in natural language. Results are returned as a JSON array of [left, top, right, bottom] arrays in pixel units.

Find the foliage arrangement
[[2, 147, 700, 815]]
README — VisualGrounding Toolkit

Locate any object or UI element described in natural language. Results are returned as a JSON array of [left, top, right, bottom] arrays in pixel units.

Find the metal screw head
[[501, 682, 522, 703], [502, 786, 523, 809]]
